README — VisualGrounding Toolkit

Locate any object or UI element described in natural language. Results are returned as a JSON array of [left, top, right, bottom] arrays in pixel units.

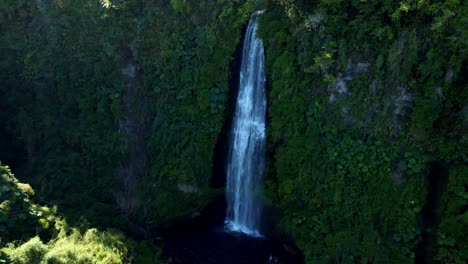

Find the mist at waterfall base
[[163, 12, 302, 264]]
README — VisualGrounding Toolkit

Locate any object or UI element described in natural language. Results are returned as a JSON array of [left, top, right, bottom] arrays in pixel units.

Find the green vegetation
[[3, 230, 127, 264], [0, 0, 258, 228], [1, 228, 167, 264], [0, 163, 166, 264], [259, 0, 467, 262], [0, 163, 56, 244], [135, 1, 257, 226], [435, 166, 468, 263], [0, 0, 466, 263]]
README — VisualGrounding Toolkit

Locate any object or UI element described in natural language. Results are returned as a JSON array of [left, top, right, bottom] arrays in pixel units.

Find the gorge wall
[[0, 1, 466, 263]]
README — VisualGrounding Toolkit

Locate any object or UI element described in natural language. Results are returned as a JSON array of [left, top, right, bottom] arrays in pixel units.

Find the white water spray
[[225, 11, 266, 237]]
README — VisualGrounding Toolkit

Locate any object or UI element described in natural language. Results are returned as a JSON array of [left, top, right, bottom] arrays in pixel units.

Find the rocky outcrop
[[116, 45, 148, 217]]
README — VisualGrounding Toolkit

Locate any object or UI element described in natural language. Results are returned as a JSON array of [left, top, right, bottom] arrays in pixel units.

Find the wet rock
[[390, 170, 404, 186], [268, 255, 281, 263], [121, 64, 138, 78], [177, 184, 199, 193], [283, 243, 299, 255], [444, 68, 454, 83], [346, 60, 370, 75]]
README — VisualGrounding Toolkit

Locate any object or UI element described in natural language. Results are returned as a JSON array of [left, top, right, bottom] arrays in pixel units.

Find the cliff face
[[0, 0, 259, 229], [120, 1, 255, 227], [0, 0, 466, 263], [258, 1, 466, 262]]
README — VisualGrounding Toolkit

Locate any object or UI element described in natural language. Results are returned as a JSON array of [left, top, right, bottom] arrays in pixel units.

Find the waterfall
[[225, 11, 266, 237]]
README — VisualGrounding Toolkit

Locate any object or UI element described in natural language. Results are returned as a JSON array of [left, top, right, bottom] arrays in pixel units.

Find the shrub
[[6, 237, 47, 264], [3, 229, 128, 264], [0, 163, 54, 244], [43, 229, 126, 264]]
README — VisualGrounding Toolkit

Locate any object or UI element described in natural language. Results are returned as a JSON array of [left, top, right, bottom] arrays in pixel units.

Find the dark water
[[163, 198, 303, 264], [165, 227, 270, 264], [164, 225, 303, 264]]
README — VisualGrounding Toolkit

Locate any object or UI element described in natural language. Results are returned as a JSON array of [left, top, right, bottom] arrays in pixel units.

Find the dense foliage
[[259, 0, 467, 262], [0, 163, 166, 264], [435, 166, 468, 262], [0, 0, 258, 228], [0, 163, 56, 244], [0, 0, 466, 263], [134, 0, 256, 225]]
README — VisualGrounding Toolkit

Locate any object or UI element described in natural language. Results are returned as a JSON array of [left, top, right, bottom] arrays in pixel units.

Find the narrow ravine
[[415, 161, 449, 263], [162, 12, 302, 264]]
